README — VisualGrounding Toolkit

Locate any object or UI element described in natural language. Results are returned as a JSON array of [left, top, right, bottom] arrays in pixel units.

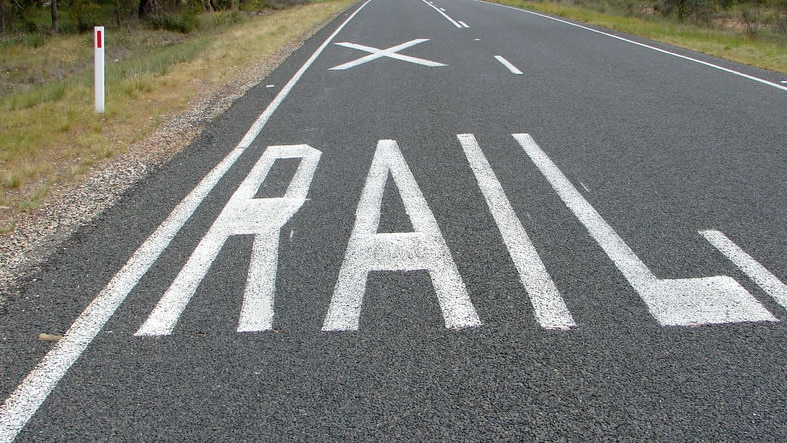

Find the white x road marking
[[329, 39, 447, 71]]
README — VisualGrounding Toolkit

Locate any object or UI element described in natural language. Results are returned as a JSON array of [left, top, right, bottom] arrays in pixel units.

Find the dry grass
[[0, 0, 354, 232]]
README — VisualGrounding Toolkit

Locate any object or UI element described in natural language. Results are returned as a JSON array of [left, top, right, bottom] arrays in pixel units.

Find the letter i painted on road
[[458, 134, 575, 329], [136, 144, 321, 336], [322, 140, 481, 331]]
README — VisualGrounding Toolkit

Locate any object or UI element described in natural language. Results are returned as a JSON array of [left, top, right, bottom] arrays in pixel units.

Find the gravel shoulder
[[0, 22, 328, 310]]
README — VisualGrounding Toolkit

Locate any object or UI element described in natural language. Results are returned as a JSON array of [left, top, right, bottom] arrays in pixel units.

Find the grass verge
[[487, 0, 787, 74], [0, 0, 355, 232]]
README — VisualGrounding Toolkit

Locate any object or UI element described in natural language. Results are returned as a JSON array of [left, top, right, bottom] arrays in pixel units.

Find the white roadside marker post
[[94, 26, 105, 113]]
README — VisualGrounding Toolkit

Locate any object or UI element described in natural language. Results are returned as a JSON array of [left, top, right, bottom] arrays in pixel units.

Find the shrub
[[69, 0, 102, 33], [148, 9, 199, 33], [659, 0, 713, 21]]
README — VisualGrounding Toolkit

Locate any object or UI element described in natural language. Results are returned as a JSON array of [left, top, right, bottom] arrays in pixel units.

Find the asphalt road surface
[[2, 0, 786, 439]]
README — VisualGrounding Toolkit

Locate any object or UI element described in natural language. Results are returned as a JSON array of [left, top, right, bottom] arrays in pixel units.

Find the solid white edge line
[[459, 21, 470, 28], [701, 230, 787, 311], [478, 0, 787, 92], [239, 1, 372, 146], [0, 1, 373, 441], [494, 55, 523, 74], [420, 0, 462, 27]]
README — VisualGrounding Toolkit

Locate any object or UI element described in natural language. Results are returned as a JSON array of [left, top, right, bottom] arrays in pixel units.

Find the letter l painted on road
[[513, 133, 776, 326]]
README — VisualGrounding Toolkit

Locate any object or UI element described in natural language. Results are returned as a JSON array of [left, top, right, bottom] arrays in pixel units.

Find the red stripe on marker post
[[97, 30, 102, 49]]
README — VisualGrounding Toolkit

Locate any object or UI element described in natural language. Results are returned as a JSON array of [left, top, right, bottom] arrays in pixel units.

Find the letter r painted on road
[[136, 144, 321, 336], [322, 140, 481, 331]]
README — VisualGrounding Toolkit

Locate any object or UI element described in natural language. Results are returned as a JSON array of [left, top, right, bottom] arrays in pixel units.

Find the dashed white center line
[[420, 0, 462, 28], [495, 55, 523, 74], [484, 0, 787, 91]]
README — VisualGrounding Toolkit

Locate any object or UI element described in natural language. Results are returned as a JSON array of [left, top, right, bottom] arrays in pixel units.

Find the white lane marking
[[0, 1, 373, 440], [136, 145, 321, 336], [494, 55, 523, 75], [239, 2, 371, 147], [323, 140, 481, 332], [459, 21, 470, 28], [420, 0, 462, 28], [458, 134, 575, 329], [579, 181, 590, 193], [329, 39, 447, 70], [481, 1, 787, 92], [513, 133, 777, 326], [701, 230, 787, 311], [440, 7, 446, 11], [781, 81, 787, 84]]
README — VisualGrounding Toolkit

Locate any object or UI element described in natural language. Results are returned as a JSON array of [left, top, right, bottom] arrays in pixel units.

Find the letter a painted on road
[[136, 144, 321, 336], [322, 140, 481, 331]]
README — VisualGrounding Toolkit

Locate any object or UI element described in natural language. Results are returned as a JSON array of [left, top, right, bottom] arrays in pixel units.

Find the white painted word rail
[[133, 134, 783, 335]]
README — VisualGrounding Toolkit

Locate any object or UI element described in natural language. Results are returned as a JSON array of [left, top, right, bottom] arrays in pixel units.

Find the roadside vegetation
[[489, 0, 787, 73], [0, 0, 354, 233]]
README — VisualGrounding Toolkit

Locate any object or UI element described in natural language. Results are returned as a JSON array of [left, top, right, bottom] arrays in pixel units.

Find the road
[[2, 0, 786, 439]]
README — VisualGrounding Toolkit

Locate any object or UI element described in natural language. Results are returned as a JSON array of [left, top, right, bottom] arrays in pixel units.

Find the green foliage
[[19, 184, 49, 212], [199, 10, 244, 30], [659, 0, 713, 21], [240, 0, 305, 10], [23, 33, 47, 48], [4, 173, 21, 189], [112, 0, 138, 26], [6, 81, 66, 111], [68, 0, 101, 33], [148, 9, 200, 33]]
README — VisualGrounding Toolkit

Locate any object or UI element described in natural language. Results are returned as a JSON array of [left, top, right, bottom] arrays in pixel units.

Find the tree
[[139, 0, 159, 18], [69, 0, 101, 32], [50, 0, 58, 33]]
